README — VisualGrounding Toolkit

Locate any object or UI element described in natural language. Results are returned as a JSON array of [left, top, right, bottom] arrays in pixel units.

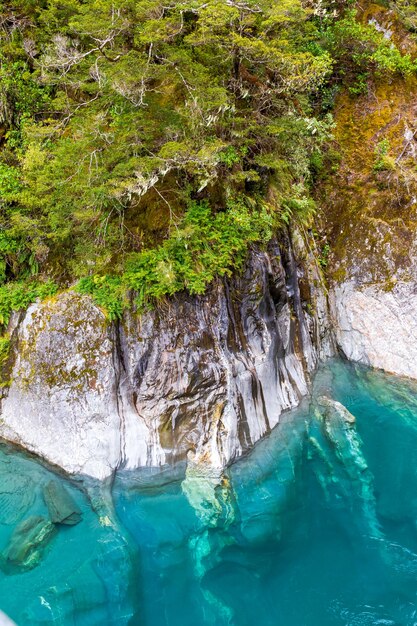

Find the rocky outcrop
[[317, 2, 417, 380], [0, 293, 122, 479], [331, 277, 417, 379], [0, 235, 331, 479]]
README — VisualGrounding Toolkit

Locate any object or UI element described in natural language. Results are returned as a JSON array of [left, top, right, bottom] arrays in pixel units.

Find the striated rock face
[[119, 237, 331, 472], [0, 236, 331, 479]]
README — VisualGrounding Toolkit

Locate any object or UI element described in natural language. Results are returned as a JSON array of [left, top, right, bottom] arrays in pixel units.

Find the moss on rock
[[14, 292, 112, 394], [318, 2, 417, 285]]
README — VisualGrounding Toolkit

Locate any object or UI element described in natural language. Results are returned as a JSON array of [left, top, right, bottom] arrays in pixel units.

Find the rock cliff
[[319, 10, 417, 379], [331, 276, 417, 379], [5, 28, 417, 478], [0, 235, 331, 479]]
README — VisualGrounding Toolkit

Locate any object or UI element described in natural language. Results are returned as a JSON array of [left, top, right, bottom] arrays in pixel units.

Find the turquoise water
[[2, 360, 417, 625]]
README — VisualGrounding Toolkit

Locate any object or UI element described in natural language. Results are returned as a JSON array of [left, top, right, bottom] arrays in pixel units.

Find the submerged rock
[[0, 471, 35, 525], [43, 481, 82, 526], [2, 515, 56, 572], [308, 396, 381, 538], [22, 559, 108, 625], [0, 235, 331, 479]]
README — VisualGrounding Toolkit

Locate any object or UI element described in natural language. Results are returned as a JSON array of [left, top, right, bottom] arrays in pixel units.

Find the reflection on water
[[1, 360, 417, 625]]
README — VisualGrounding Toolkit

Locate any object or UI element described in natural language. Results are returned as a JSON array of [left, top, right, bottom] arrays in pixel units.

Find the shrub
[[373, 139, 396, 172], [77, 199, 276, 316], [0, 280, 58, 327]]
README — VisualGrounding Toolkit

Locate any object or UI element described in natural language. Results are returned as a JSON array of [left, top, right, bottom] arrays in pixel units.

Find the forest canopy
[[0, 0, 415, 318]]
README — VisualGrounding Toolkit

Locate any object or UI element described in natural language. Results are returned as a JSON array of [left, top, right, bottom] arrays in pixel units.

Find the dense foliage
[[0, 0, 415, 318], [78, 198, 275, 316]]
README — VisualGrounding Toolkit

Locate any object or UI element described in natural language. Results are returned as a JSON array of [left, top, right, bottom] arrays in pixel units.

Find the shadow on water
[[2, 359, 417, 624]]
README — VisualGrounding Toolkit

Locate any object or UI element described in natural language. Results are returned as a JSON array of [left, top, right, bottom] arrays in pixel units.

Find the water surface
[[1, 360, 417, 625]]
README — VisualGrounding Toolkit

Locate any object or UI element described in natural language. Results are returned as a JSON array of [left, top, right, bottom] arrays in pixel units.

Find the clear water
[[2, 359, 417, 625]]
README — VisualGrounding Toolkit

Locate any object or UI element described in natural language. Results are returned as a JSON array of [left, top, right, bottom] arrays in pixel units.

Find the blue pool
[[1, 360, 417, 625]]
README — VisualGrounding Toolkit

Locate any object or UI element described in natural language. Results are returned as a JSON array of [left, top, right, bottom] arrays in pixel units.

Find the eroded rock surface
[[0, 236, 331, 478]]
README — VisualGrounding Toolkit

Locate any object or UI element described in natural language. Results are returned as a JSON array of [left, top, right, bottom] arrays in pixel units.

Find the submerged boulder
[[308, 396, 381, 539], [2, 515, 56, 572], [43, 481, 82, 526]]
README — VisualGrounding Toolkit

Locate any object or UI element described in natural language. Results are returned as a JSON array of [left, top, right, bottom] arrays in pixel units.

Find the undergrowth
[[77, 199, 277, 318]]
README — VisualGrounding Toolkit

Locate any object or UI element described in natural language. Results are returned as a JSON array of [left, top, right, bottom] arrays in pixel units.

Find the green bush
[[77, 276, 126, 321], [0, 0, 334, 284], [0, 335, 10, 369], [77, 199, 276, 316], [325, 10, 416, 82], [373, 139, 396, 172], [0, 1, 414, 325], [0, 280, 58, 327]]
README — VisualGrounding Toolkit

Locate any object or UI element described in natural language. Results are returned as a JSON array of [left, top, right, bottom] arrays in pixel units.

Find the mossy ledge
[[318, 2, 417, 286]]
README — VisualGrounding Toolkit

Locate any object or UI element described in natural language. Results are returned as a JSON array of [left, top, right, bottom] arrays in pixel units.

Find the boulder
[[43, 480, 82, 526], [2, 515, 56, 572]]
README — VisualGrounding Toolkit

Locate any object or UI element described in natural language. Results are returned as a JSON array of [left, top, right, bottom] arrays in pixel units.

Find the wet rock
[[43, 481, 82, 526], [2, 515, 56, 572]]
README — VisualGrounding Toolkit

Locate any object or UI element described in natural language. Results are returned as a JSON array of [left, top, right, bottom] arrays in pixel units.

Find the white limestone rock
[[331, 279, 417, 379], [0, 292, 122, 480]]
